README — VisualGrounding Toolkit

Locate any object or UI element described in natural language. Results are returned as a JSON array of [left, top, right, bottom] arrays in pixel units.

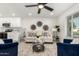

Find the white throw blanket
[[7, 30, 20, 42], [0, 39, 4, 44], [71, 38, 79, 44]]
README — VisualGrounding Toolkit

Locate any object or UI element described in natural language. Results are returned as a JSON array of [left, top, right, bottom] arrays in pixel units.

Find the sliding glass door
[[67, 12, 79, 38]]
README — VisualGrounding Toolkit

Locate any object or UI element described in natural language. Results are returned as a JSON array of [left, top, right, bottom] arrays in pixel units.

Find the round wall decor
[[31, 24, 36, 30], [43, 25, 49, 31], [37, 21, 43, 27]]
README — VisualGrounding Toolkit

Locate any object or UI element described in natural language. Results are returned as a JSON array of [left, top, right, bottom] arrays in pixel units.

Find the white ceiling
[[0, 3, 76, 18]]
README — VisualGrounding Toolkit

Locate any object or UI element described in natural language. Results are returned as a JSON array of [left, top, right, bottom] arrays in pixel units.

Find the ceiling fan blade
[[38, 3, 47, 5], [25, 5, 37, 7], [44, 6, 54, 11], [38, 9, 41, 14]]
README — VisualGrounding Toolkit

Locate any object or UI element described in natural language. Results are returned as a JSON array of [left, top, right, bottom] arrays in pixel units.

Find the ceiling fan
[[25, 3, 54, 14]]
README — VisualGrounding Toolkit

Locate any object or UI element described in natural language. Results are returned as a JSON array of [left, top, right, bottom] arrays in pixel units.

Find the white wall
[[58, 4, 79, 42], [0, 17, 21, 27], [21, 17, 56, 32], [0, 16, 56, 34]]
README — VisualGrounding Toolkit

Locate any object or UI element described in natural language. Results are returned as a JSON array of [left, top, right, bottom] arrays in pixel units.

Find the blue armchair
[[0, 42, 18, 56], [57, 43, 79, 56]]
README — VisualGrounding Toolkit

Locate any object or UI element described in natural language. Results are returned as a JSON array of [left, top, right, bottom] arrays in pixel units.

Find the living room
[[0, 3, 79, 56]]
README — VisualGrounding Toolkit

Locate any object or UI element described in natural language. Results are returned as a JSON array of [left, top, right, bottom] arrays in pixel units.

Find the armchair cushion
[[3, 39, 12, 43], [63, 39, 72, 43]]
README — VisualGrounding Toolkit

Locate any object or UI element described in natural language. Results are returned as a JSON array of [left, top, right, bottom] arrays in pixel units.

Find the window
[[67, 12, 79, 38], [67, 16, 72, 37]]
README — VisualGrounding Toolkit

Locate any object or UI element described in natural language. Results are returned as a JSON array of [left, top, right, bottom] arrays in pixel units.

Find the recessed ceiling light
[[28, 13, 32, 16], [50, 12, 54, 16], [12, 13, 16, 16]]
